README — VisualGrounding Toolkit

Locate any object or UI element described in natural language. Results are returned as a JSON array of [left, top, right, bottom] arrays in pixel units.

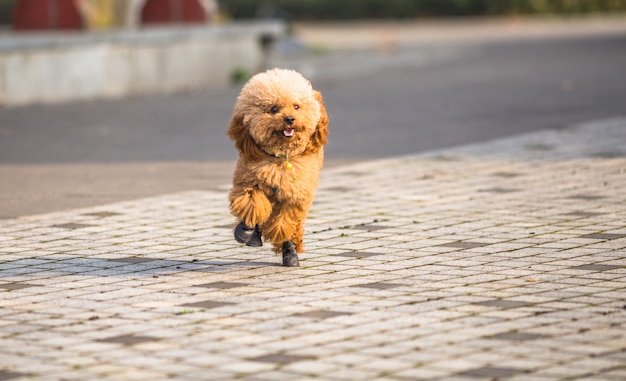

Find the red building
[[141, 0, 207, 25], [12, 0, 82, 30], [11, 0, 209, 30]]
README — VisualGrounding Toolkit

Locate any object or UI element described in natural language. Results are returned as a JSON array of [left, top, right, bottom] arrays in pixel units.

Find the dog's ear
[[307, 90, 329, 153], [227, 114, 266, 161]]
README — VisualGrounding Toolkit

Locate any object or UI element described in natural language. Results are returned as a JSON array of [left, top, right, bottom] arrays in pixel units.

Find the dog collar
[[276, 154, 296, 182], [275, 153, 293, 170], [250, 140, 296, 179]]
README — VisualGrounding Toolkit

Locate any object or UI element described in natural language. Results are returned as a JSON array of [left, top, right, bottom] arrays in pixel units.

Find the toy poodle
[[227, 68, 329, 266]]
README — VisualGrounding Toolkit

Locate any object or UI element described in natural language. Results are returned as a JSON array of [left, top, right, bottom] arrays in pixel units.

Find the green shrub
[[230, 67, 252, 84], [218, 0, 626, 20]]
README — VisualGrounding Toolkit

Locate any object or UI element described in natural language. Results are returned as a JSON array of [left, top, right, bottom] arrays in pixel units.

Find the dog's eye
[[269, 106, 279, 114], [294, 105, 300, 110]]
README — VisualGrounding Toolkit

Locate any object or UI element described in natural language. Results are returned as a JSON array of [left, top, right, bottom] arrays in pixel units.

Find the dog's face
[[228, 69, 328, 160]]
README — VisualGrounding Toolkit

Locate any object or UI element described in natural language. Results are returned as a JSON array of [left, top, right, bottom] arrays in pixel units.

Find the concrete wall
[[0, 21, 285, 106]]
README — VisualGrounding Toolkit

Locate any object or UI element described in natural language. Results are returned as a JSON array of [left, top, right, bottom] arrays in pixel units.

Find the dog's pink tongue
[[283, 128, 294, 137]]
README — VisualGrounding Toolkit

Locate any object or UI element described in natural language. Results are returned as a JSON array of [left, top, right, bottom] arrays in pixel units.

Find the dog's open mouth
[[283, 128, 295, 138]]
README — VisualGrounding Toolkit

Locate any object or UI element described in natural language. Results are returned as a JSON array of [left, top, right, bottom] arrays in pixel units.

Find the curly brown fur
[[227, 69, 329, 254]]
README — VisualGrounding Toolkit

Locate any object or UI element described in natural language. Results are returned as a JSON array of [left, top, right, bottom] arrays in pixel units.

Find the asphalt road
[[1, 32, 626, 218]]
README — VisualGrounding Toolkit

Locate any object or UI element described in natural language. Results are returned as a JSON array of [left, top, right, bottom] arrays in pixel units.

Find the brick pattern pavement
[[1, 119, 625, 380]]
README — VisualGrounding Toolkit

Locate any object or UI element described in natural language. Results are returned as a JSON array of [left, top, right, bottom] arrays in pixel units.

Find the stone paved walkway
[[1, 119, 625, 381]]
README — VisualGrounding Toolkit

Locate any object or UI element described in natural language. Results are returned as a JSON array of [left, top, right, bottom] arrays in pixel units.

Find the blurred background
[[2, 1, 626, 28], [1, 0, 626, 218]]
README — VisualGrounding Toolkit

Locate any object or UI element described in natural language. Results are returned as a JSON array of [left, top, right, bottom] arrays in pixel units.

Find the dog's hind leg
[[265, 208, 305, 266], [261, 204, 300, 249], [292, 223, 305, 254], [281, 241, 299, 267]]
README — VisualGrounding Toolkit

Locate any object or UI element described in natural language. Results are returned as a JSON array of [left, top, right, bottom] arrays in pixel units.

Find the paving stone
[[0, 371, 28, 381], [195, 282, 248, 289], [473, 299, 530, 308], [571, 264, 623, 271], [478, 187, 521, 193], [333, 251, 382, 258], [564, 211, 606, 218], [108, 257, 156, 264], [83, 212, 123, 218], [440, 241, 490, 249], [292, 310, 352, 319], [580, 233, 626, 240], [249, 353, 317, 364], [489, 332, 550, 341], [458, 366, 527, 378], [179, 300, 237, 309], [0, 283, 39, 291], [50, 223, 96, 230], [1, 121, 625, 380], [351, 282, 405, 290], [97, 335, 158, 345], [567, 195, 605, 201]]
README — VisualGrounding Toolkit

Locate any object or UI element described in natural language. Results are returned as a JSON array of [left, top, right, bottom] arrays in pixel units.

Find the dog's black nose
[[284, 116, 295, 125]]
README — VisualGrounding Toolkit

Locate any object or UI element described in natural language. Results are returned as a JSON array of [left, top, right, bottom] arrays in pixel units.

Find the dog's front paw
[[246, 226, 263, 247], [234, 222, 263, 247]]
